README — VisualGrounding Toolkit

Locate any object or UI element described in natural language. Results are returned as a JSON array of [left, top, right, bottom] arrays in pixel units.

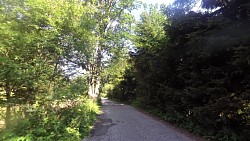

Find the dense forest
[[0, 0, 249, 141], [107, 0, 250, 141]]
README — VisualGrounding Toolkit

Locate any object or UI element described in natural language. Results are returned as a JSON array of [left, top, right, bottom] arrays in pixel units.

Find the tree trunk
[[88, 77, 100, 99], [5, 82, 11, 128], [88, 71, 97, 98], [88, 44, 102, 99]]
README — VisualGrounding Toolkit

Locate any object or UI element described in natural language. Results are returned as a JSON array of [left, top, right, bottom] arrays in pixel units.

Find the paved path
[[83, 98, 202, 141]]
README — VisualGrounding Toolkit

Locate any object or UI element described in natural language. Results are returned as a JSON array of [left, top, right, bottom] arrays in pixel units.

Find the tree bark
[[88, 44, 102, 99]]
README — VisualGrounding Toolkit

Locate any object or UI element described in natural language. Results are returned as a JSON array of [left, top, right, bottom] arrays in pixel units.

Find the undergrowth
[[131, 99, 248, 141], [0, 97, 99, 141]]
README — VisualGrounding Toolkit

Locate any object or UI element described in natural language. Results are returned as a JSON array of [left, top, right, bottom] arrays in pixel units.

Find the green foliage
[[0, 0, 139, 139], [0, 81, 100, 141], [108, 67, 136, 101], [54, 77, 88, 100], [109, 0, 250, 141], [134, 4, 167, 50], [0, 0, 100, 140], [0, 99, 99, 141]]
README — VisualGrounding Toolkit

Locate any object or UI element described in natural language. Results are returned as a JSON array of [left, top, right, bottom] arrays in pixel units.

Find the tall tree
[[0, 0, 95, 127], [85, 0, 138, 98], [110, 0, 250, 140]]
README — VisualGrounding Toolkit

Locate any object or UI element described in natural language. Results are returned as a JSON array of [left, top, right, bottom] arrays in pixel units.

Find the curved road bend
[[83, 98, 204, 141]]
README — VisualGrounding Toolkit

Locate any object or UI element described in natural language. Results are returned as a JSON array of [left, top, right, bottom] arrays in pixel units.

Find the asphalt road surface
[[83, 98, 203, 141]]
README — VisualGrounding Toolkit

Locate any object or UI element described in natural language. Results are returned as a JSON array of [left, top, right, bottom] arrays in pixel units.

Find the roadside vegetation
[[106, 0, 250, 141], [1, 0, 249, 141], [0, 0, 135, 140]]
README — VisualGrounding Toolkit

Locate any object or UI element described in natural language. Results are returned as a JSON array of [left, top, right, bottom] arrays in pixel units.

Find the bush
[[0, 97, 99, 141]]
